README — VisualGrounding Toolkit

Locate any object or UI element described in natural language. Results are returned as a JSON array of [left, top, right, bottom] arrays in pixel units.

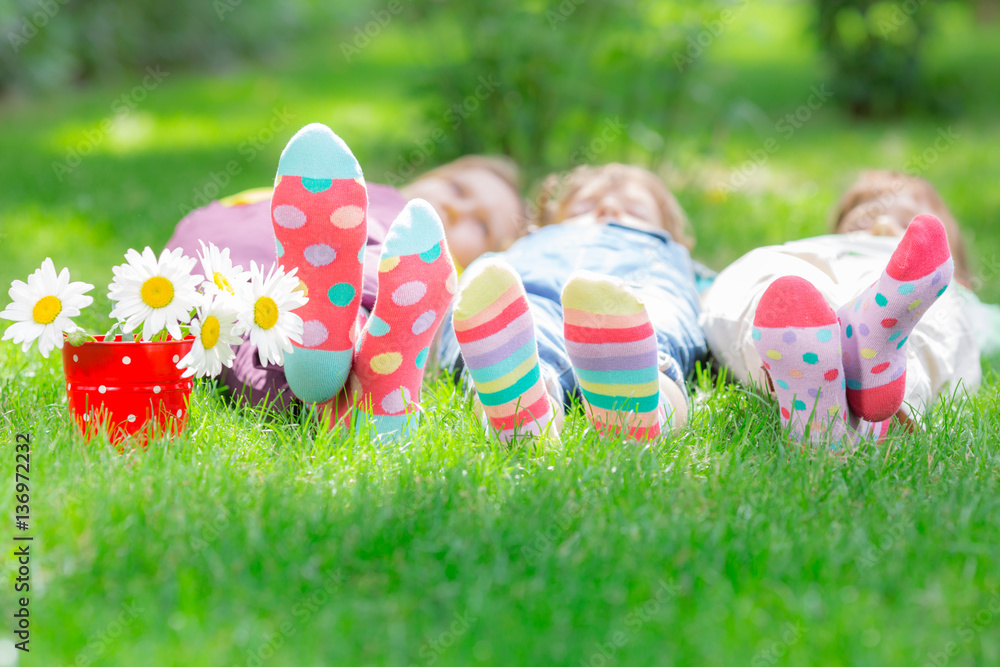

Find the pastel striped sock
[[562, 272, 663, 441], [453, 259, 554, 443], [348, 200, 457, 438], [271, 123, 367, 403], [836, 214, 954, 422], [752, 275, 849, 443]]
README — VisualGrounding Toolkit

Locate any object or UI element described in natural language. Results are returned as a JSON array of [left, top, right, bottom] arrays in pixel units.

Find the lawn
[[1, 2, 999, 666]]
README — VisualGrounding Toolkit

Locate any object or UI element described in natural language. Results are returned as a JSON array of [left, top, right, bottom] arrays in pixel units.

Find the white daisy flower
[[108, 247, 202, 341], [1, 258, 94, 357], [233, 261, 307, 366], [177, 295, 242, 378], [196, 240, 250, 304]]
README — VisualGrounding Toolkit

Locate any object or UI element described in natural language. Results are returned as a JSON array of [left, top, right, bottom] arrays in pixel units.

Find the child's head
[[834, 170, 970, 285], [533, 163, 693, 248], [400, 155, 523, 269]]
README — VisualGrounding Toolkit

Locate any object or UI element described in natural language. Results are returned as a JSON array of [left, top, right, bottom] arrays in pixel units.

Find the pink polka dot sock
[[347, 199, 457, 438], [271, 123, 368, 403], [836, 214, 954, 422], [752, 276, 850, 444]]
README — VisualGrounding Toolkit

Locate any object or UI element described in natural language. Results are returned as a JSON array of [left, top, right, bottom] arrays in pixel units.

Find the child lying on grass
[[701, 171, 986, 446], [436, 164, 709, 443], [165, 127, 524, 410]]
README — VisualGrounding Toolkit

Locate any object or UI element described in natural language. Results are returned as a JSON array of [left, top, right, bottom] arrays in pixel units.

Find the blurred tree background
[[0, 0, 306, 89], [398, 0, 709, 173], [1, 0, 998, 296], [3, 0, 991, 173]]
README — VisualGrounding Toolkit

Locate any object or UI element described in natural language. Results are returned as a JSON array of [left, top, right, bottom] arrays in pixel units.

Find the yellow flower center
[[141, 276, 174, 309], [253, 296, 279, 329], [32, 295, 62, 324], [200, 315, 221, 348], [213, 271, 235, 295]]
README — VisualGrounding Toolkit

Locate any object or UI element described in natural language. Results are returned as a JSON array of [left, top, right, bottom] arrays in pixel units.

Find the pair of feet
[[752, 213, 954, 445], [271, 124, 456, 437], [453, 261, 683, 443]]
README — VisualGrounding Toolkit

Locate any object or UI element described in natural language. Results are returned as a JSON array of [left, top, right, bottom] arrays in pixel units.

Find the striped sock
[[271, 123, 367, 403], [562, 271, 663, 441], [453, 259, 554, 443], [347, 200, 457, 438]]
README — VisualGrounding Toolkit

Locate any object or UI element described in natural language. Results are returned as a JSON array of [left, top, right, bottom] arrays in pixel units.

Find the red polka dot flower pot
[[62, 335, 195, 445], [6, 243, 310, 449]]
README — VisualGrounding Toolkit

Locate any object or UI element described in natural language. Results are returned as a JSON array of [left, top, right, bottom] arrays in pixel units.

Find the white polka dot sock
[[752, 275, 851, 445], [836, 214, 954, 421]]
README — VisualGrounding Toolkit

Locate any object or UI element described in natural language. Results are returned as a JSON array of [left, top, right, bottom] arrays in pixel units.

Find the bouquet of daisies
[[1, 242, 308, 378]]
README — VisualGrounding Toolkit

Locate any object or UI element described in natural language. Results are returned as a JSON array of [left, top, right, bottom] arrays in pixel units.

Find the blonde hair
[[833, 170, 970, 286], [532, 163, 694, 249]]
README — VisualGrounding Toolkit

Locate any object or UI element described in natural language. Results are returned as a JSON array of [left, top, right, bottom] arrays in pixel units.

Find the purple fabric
[[221, 334, 295, 411], [165, 183, 405, 310], [164, 183, 407, 408]]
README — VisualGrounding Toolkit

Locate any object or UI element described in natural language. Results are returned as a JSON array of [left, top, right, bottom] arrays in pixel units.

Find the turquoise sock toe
[[276, 123, 363, 181], [381, 199, 446, 257], [282, 348, 353, 404], [352, 411, 411, 440]]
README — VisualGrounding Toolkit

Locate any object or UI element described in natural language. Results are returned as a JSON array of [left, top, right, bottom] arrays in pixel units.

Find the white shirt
[[699, 233, 982, 417]]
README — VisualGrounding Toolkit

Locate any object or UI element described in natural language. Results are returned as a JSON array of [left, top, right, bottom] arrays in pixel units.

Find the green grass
[[2, 2, 1000, 665]]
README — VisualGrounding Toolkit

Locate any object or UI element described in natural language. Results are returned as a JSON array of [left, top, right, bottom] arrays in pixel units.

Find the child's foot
[[453, 259, 555, 443], [348, 200, 457, 438], [271, 123, 367, 403], [752, 276, 849, 443], [562, 272, 665, 441], [836, 214, 953, 421]]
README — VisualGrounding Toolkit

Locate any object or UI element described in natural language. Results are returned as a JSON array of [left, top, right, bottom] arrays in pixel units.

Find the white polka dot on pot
[[176, 409, 183, 418], [72, 354, 79, 362], [82, 413, 89, 422], [172, 355, 179, 363], [98, 385, 107, 394], [153, 386, 161, 394], [122, 355, 131, 365], [127, 414, 136, 423]]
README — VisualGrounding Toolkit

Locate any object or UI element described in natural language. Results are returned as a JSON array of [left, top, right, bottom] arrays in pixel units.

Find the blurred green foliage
[[402, 0, 728, 176], [0, 0, 315, 94], [0, 0, 985, 147], [813, 0, 940, 116]]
